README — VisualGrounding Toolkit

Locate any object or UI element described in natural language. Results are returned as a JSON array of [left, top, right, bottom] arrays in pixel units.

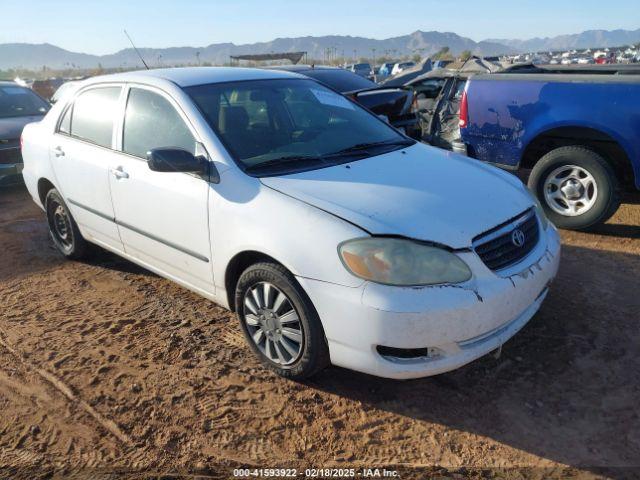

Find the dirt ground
[[0, 184, 638, 480]]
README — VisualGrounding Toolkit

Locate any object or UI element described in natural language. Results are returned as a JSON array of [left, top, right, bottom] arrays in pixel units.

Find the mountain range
[[1, 28, 639, 71], [487, 28, 640, 53]]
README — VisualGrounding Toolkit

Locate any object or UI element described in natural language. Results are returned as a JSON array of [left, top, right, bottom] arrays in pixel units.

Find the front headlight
[[338, 237, 472, 286]]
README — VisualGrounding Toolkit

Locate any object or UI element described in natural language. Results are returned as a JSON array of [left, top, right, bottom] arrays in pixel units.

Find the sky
[[1, 0, 638, 55]]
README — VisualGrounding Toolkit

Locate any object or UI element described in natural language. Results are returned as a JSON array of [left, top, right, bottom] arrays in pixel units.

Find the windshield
[[302, 69, 375, 92], [0, 85, 50, 118], [186, 78, 412, 175]]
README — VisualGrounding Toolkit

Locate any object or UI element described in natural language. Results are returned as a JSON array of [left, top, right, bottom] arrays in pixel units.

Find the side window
[[123, 88, 195, 158], [58, 105, 71, 134], [415, 79, 445, 99], [70, 87, 121, 148]]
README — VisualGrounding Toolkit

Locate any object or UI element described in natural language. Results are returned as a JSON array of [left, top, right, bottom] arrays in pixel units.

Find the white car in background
[[21, 67, 560, 380], [391, 61, 415, 75]]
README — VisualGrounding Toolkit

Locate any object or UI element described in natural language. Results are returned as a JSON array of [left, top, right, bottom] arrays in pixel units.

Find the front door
[[108, 85, 213, 293], [50, 86, 124, 250]]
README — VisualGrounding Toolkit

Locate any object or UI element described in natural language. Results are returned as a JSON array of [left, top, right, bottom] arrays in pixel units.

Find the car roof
[[80, 67, 303, 88], [268, 64, 341, 72]]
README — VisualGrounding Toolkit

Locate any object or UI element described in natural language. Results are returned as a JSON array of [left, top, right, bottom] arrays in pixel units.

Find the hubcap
[[242, 282, 304, 366], [543, 165, 598, 217], [50, 202, 73, 248]]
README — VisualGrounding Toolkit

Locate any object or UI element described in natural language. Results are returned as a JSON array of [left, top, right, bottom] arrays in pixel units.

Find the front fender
[[209, 169, 368, 301]]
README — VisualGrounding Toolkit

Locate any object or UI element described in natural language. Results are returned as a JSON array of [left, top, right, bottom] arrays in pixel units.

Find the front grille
[[473, 209, 539, 271], [0, 147, 22, 165]]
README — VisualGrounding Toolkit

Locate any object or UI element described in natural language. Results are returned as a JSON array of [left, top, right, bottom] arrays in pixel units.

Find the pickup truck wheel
[[45, 189, 89, 259], [235, 262, 330, 380], [528, 146, 620, 230]]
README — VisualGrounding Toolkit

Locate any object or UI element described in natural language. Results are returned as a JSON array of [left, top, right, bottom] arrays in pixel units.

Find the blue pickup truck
[[458, 66, 640, 230]]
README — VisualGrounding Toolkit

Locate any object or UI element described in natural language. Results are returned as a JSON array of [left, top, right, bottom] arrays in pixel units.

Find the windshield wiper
[[325, 139, 415, 157], [244, 155, 324, 173]]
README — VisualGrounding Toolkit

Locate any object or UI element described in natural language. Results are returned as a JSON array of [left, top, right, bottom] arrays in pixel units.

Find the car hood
[[0, 115, 44, 140], [260, 143, 532, 249]]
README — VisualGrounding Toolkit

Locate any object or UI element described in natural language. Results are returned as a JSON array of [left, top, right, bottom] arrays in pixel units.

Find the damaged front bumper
[[297, 224, 561, 379]]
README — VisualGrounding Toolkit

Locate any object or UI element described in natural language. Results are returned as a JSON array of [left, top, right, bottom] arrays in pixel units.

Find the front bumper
[[298, 224, 561, 379]]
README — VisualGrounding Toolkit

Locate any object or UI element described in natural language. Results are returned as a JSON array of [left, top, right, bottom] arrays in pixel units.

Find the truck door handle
[[110, 166, 129, 179], [53, 146, 65, 157]]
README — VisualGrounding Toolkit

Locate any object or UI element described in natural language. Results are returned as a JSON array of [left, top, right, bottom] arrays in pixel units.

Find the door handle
[[53, 146, 65, 157], [110, 166, 129, 179]]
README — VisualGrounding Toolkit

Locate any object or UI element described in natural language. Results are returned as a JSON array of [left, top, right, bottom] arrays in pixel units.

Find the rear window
[[415, 78, 446, 99], [70, 87, 121, 148], [303, 69, 375, 92], [0, 85, 49, 119]]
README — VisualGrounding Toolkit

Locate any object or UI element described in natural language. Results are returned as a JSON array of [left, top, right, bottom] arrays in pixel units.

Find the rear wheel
[[528, 146, 620, 230], [235, 262, 329, 380], [45, 189, 89, 259]]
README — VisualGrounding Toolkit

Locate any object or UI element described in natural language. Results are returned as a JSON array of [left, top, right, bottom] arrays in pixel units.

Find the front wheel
[[235, 262, 330, 380], [45, 188, 89, 259], [528, 146, 620, 230]]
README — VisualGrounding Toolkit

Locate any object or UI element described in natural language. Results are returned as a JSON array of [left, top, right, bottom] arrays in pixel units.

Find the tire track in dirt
[[2, 186, 640, 477], [0, 332, 133, 447]]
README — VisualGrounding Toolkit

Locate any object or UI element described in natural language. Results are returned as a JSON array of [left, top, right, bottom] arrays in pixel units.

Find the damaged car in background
[[271, 65, 421, 138], [399, 58, 640, 230], [22, 67, 560, 380], [402, 57, 501, 153]]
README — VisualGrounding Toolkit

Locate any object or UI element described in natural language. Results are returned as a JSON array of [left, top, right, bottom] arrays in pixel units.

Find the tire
[[235, 262, 330, 380], [528, 146, 620, 230], [45, 188, 89, 259]]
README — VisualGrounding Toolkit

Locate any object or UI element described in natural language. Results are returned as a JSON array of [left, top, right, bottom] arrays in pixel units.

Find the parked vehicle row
[[0, 81, 50, 185], [21, 67, 560, 380], [344, 63, 373, 79], [392, 60, 640, 230]]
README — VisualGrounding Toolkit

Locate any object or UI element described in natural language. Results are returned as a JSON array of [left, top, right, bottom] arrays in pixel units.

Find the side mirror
[[147, 148, 205, 174]]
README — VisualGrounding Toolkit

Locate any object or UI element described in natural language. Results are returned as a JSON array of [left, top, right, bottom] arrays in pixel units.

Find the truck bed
[[500, 63, 640, 76]]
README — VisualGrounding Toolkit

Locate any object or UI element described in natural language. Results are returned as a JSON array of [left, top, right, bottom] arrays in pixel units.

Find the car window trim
[[115, 83, 202, 161], [54, 83, 124, 149]]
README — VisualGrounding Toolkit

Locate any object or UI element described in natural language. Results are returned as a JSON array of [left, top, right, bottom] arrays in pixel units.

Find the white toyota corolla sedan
[[21, 67, 560, 380]]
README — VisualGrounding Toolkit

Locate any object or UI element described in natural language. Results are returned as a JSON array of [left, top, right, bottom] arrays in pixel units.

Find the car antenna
[[124, 29, 150, 70]]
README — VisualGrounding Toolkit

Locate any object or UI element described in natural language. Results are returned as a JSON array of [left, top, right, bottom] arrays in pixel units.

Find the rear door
[[108, 85, 213, 292], [50, 85, 124, 250], [412, 77, 448, 141], [432, 78, 467, 148]]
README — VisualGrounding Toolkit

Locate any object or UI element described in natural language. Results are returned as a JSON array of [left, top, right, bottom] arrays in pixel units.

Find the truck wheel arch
[[520, 126, 635, 189]]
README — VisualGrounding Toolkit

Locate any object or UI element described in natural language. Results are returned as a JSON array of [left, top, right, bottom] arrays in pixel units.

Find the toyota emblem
[[511, 228, 526, 247]]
